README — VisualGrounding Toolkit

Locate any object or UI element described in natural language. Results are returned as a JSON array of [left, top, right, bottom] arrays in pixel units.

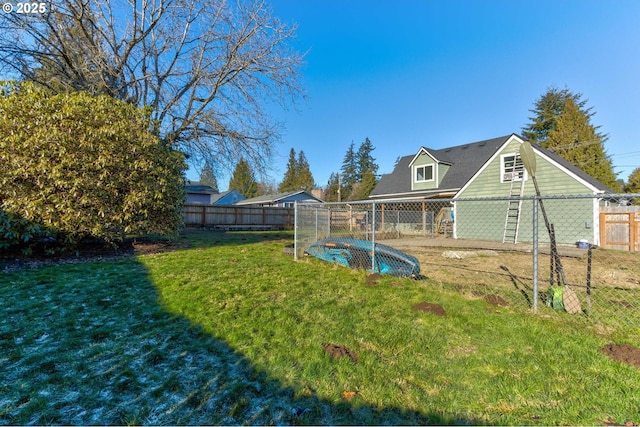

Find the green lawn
[[1, 230, 639, 425]]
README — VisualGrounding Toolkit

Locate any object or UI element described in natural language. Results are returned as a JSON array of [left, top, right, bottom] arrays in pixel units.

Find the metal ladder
[[502, 158, 525, 244]]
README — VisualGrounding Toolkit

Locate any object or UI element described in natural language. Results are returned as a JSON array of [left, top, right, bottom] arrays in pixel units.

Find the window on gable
[[501, 154, 525, 182], [415, 164, 434, 182]]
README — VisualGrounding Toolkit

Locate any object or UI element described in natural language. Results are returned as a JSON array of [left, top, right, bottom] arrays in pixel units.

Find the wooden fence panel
[[183, 204, 293, 229], [600, 207, 640, 252]]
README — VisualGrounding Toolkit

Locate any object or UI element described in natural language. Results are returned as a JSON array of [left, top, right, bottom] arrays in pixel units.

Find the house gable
[[410, 152, 438, 191], [455, 134, 610, 199], [408, 147, 453, 191], [210, 190, 246, 205]]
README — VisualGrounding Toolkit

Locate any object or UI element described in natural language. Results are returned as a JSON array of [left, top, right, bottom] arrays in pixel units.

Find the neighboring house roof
[[185, 182, 219, 195], [185, 183, 247, 205], [235, 190, 323, 206], [371, 135, 511, 199], [371, 133, 611, 200], [209, 190, 246, 205]]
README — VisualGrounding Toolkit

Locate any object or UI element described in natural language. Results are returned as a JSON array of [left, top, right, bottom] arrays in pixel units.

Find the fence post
[[630, 212, 637, 252], [533, 197, 539, 314], [294, 202, 298, 261], [422, 201, 426, 235], [371, 202, 376, 273]]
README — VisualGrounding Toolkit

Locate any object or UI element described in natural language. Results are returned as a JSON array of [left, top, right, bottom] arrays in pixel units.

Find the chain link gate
[[295, 194, 640, 332]]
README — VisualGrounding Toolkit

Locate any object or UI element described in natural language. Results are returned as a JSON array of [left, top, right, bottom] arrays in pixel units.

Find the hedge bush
[[0, 82, 186, 246], [0, 210, 52, 252]]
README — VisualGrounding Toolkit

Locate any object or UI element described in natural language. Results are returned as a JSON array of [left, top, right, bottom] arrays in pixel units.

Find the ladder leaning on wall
[[502, 158, 526, 244]]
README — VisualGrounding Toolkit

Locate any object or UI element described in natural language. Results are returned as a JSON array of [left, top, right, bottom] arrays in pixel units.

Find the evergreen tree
[[522, 86, 603, 147], [340, 142, 357, 200], [278, 148, 315, 192], [349, 169, 377, 200], [546, 98, 620, 191], [229, 158, 258, 198], [356, 137, 378, 178], [324, 172, 340, 202], [296, 150, 315, 191], [199, 162, 218, 191], [358, 169, 378, 199], [278, 148, 298, 192], [624, 167, 640, 193]]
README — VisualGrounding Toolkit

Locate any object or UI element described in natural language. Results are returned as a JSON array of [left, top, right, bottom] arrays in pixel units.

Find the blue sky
[[198, 0, 640, 190]]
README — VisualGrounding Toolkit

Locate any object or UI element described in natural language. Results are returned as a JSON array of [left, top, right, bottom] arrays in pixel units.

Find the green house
[[370, 134, 612, 245]]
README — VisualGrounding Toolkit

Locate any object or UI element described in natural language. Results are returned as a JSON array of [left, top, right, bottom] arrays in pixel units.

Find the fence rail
[[294, 194, 640, 330], [184, 204, 293, 229]]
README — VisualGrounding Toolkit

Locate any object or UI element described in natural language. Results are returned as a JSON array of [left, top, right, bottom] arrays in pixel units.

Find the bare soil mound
[[411, 302, 447, 317], [364, 273, 384, 286], [484, 294, 509, 307], [322, 343, 358, 363], [600, 343, 640, 369]]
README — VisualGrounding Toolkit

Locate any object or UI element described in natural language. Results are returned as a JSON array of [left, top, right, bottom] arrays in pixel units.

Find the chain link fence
[[295, 194, 640, 331]]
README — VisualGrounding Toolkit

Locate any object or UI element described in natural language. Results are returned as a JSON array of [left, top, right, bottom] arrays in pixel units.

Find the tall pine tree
[[229, 158, 258, 198], [546, 98, 619, 191], [625, 167, 640, 194], [356, 137, 378, 178], [324, 172, 340, 202], [523, 87, 619, 191], [296, 151, 315, 191], [278, 148, 315, 192], [278, 148, 298, 192], [199, 161, 218, 191], [354, 137, 378, 199], [340, 142, 357, 200], [522, 87, 599, 147]]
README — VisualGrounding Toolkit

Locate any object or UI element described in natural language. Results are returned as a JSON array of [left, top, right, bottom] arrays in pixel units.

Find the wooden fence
[[600, 206, 640, 252], [183, 204, 294, 230]]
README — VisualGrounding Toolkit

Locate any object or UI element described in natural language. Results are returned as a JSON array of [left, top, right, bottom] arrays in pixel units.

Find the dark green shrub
[[0, 210, 52, 253], [0, 82, 186, 245]]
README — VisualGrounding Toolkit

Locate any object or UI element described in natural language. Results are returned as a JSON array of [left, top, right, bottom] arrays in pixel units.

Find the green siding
[[454, 198, 595, 245], [455, 139, 597, 245], [438, 164, 450, 187]]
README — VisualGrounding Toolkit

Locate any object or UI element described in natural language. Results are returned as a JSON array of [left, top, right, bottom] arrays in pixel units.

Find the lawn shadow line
[[0, 256, 489, 426]]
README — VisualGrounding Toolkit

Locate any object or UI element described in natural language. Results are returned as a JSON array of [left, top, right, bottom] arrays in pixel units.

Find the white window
[[501, 154, 525, 183], [414, 164, 434, 182]]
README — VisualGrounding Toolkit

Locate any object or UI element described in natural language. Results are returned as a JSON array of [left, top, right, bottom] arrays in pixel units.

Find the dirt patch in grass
[[484, 294, 509, 307], [600, 343, 640, 369], [364, 273, 384, 286], [323, 343, 359, 363], [411, 302, 447, 317]]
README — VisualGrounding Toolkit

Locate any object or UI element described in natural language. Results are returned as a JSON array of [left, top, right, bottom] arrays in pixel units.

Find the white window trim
[[500, 153, 527, 183], [413, 163, 435, 184]]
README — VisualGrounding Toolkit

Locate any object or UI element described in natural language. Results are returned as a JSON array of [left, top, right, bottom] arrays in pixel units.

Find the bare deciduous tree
[[0, 0, 304, 174]]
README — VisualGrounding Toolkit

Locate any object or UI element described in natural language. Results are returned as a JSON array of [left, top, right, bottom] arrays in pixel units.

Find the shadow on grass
[[0, 257, 485, 426]]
